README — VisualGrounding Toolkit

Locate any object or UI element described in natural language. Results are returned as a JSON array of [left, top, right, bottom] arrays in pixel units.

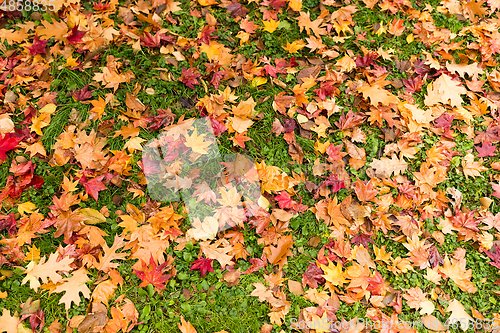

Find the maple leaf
[[53, 268, 91, 310], [476, 142, 497, 157], [226, 0, 249, 17], [0, 133, 21, 160], [273, 191, 295, 209], [272, 92, 296, 114], [89, 97, 106, 120], [262, 19, 280, 33], [319, 259, 347, 286], [66, 25, 86, 44], [54, 210, 86, 241], [485, 244, 500, 270], [179, 68, 201, 89], [334, 109, 366, 129], [439, 256, 477, 293], [491, 183, 500, 199], [134, 256, 173, 293], [461, 153, 487, 178], [357, 82, 399, 106], [148, 108, 176, 131], [22, 253, 74, 291], [183, 129, 211, 154], [192, 182, 217, 204], [446, 299, 473, 331], [81, 175, 108, 202], [190, 257, 214, 277], [72, 84, 95, 101], [265, 234, 294, 269], [28, 35, 47, 55], [366, 271, 386, 295], [352, 179, 378, 202]]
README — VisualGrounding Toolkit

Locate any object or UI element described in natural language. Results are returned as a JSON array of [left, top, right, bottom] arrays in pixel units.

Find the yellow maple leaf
[[262, 19, 280, 33], [184, 129, 211, 154], [319, 259, 347, 286], [283, 40, 306, 53], [18, 202, 37, 216]]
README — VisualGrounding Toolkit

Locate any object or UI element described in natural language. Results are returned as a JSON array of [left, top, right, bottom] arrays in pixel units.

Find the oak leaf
[[22, 253, 74, 291], [96, 236, 128, 273], [53, 268, 91, 310]]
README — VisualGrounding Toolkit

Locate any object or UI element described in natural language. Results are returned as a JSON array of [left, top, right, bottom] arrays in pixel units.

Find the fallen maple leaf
[[134, 256, 173, 293], [190, 257, 214, 277], [0, 133, 21, 160]]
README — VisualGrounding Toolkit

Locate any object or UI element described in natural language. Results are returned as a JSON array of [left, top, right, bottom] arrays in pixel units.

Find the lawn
[[1, 0, 500, 332]]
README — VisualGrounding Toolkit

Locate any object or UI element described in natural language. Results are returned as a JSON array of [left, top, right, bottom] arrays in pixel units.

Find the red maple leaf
[[334, 110, 366, 130], [141, 32, 162, 48], [485, 244, 500, 270], [366, 271, 385, 295], [433, 112, 454, 129], [179, 68, 201, 89], [210, 117, 227, 137], [93, 1, 111, 10], [326, 143, 345, 161], [274, 191, 295, 209], [200, 26, 216, 44], [302, 262, 325, 288], [269, 0, 286, 10], [0, 133, 21, 160], [355, 52, 378, 67], [134, 256, 172, 293], [190, 257, 214, 277], [72, 84, 95, 101], [226, 0, 249, 17], [450, 209, 479, 231], [66, 25, 86, 44], [243, 253, 267, 274], [28, 35, 47, 55], [148, 108, 176, 131], [476, 142, 497, 157], [81, 175, 107, 202], [210, 70, 225, 89]]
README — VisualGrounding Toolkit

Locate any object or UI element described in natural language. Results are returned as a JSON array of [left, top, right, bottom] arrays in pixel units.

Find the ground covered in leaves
[[2, 0, 500, 332]]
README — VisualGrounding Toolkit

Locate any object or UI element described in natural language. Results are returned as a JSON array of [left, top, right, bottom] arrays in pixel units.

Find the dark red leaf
[[302, 262, 325, 289], [66, 25, 86, 44], [226, 0, 249, 17], [28, 35, 47, 55], [72, 84, 95, 101], [179, 68, 201, 89], [190, 257, 214, 277]]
